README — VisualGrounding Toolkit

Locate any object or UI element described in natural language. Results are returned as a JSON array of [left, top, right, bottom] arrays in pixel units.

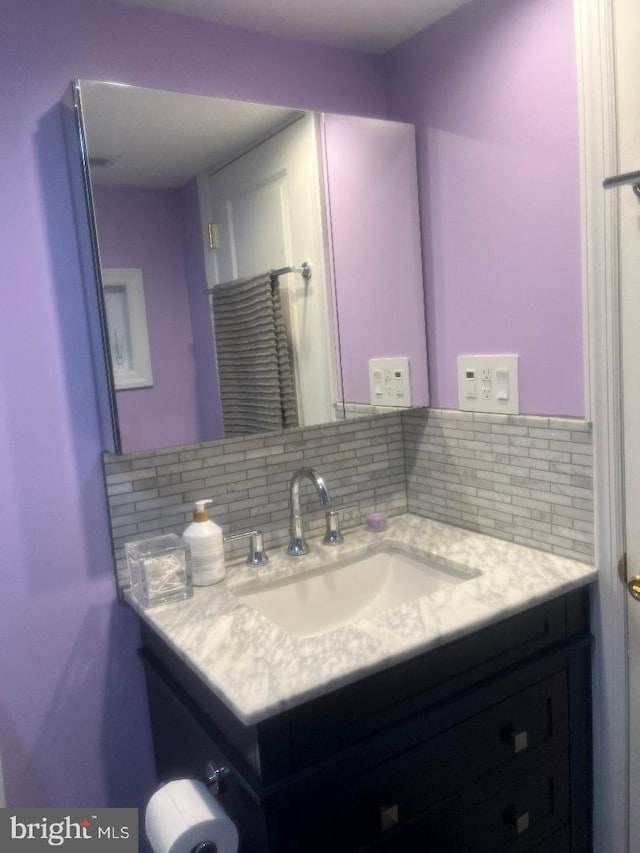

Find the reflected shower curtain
[[210, 273, 299, 436]]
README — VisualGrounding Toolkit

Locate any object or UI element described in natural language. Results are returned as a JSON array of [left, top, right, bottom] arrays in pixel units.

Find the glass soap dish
[[126, 534, 193, 608]]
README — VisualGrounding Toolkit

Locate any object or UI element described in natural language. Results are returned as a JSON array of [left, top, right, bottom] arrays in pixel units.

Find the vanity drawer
[[362, 752, 569, 853], [434, 751, 570, 853], [292, 670, 569, 852], [294, 728, 457, 852], [296, 747, 568, 853], [289, 596, 569, 769], [455, 669, 568, 785], [528, 825, 571, 851]]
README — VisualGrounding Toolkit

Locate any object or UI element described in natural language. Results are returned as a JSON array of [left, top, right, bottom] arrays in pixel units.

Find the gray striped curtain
[[210, 273, 299, 436]]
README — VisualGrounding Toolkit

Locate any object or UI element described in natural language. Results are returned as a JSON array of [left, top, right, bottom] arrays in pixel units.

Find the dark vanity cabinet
[[139, 587, 592, 853]]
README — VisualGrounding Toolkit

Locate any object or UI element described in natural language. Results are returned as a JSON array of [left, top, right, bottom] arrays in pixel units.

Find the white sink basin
[[235, 546, 478, 638]]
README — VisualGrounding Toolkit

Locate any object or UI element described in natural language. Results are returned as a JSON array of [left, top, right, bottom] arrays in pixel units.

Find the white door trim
[[573, 0, 628, 850]]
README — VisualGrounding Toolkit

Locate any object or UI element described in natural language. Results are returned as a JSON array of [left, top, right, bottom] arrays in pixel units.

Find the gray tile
[[494, 425, 529, 437], [550, 440, 592, 454], [107, 467, 157, 484], [505, 444, 532, 459], [109, 488, 159, 507], [512, 495, 553, 513], [549, 417, 591, 432], [531, 447, 571, 463], [103, 457, 132, 474], [528, 427, 571, 441], [106, 482, 133, 497], [106, 408, 594, 591], [149, 451, 180, 465], [571, 475, 594, 490], [569, 430, 593, 443], [572, 497, 594, 511]]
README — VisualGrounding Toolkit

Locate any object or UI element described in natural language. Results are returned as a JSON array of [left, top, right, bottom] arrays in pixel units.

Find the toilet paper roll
[[145, 779, 239, 853]]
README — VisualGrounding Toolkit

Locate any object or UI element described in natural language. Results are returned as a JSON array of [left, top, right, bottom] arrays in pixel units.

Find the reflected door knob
[[628, 575, 640, 601]]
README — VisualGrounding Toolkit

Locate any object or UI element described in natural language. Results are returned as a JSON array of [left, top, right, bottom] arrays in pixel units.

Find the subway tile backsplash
[[104, 413, 407, 589], [404, 409, 593, 561], [104, 408, 593, 590]]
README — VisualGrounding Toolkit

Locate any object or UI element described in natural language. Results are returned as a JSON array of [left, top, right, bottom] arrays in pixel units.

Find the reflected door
[[201, 114, 337, 428]]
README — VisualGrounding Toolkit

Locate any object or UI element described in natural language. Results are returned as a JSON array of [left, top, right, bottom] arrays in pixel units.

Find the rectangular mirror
[[65, 79, 429, 453]]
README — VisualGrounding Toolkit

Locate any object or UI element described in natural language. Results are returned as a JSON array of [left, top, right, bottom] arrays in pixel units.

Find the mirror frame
[[64, 80, 122, 451]]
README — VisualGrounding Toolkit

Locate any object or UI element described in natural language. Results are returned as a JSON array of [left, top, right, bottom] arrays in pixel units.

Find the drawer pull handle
[[502, 726, 528, 754], [504, 806, 530, 835], [379, 803, 399, 831]]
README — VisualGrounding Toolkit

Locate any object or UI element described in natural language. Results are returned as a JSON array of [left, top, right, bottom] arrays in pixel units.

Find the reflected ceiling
[[80, 82, 302, 188]]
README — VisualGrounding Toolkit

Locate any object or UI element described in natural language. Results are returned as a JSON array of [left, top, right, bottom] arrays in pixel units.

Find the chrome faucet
[[287, 467, 331, 556]]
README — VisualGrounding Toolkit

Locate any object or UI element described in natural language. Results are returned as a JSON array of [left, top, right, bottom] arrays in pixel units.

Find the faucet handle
[[224, 529, 269, 567], [323, 505, 359, 545]]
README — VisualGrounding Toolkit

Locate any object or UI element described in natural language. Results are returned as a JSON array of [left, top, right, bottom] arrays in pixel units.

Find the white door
[[200, 114, 336, 428], [615, 0, 640, 848]]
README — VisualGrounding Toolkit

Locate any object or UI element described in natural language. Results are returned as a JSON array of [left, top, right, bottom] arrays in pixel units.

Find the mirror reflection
[[75, 79, 429, 453]]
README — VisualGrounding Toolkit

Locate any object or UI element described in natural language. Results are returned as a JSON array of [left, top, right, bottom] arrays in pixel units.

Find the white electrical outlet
[[368, 358, 412, 407], [457, 355, 519, 414]]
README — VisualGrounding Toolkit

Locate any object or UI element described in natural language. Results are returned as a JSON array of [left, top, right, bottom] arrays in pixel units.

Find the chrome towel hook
[[603, 168, 640, 200]]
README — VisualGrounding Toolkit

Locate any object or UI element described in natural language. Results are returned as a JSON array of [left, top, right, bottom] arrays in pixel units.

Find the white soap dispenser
[[182, 499, 225, 585]]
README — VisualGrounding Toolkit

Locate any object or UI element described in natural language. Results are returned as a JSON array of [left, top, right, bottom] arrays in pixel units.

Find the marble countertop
[[127, 514, 597, 725]]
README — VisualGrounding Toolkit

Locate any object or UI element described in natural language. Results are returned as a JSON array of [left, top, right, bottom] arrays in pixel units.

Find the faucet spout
[[287, 467, 331, 556]]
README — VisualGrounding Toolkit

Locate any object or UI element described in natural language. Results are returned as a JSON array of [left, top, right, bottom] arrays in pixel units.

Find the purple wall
[[324, 114, 428, 406], [0, 0, 583, 822], [93, 186, 209, 452], [385, 0, 583, 416], [0, 0, 386, 813]]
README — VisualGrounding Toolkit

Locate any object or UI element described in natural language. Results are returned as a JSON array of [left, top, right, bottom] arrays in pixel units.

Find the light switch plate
[[368, 358, 412, 407], [457, 355, 519, 414]]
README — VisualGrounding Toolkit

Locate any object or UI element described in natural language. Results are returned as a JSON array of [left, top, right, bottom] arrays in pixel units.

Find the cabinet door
[[143, 659, 270, 853]]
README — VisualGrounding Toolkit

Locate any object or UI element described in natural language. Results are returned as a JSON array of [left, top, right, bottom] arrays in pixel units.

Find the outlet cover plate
[[457, 355, 519, 414], [369, 358, 412, 407]]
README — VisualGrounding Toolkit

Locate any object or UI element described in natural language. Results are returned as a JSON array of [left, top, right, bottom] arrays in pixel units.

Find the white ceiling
[[110, 0, 473, 54]]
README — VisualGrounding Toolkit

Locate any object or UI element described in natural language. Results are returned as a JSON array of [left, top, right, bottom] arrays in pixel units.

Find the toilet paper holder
[[205, 761, 231, 797], [146, 776, 238, 853], [191, 763, 231, 853]]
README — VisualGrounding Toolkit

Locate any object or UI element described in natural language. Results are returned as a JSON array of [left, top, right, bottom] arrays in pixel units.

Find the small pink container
[[366, 512, 388, 532]]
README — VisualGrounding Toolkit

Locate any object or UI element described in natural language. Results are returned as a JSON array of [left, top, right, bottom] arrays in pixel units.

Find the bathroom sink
[[235, 547, 478, 638]]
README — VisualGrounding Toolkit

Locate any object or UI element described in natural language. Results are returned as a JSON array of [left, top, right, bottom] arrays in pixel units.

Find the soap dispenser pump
[[182, 499, 225, 585]]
